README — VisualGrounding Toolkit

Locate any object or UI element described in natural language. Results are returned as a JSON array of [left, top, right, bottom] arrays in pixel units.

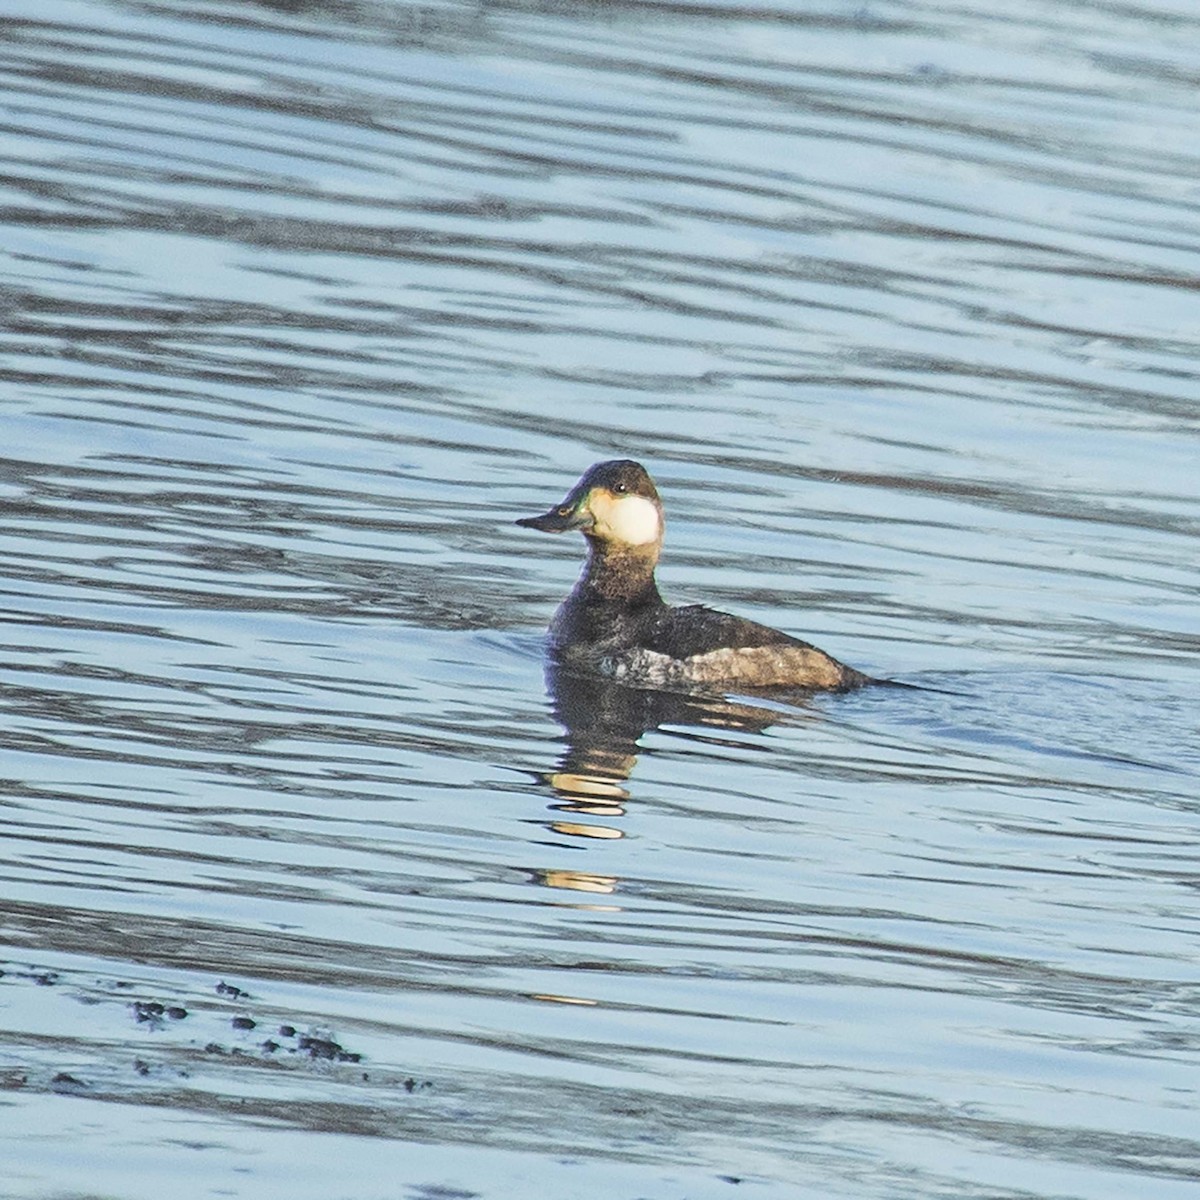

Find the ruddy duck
[[517, 460, 867, 692]]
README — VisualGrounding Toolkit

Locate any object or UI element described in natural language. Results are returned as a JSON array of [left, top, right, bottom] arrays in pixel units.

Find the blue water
[[2, 1, 1199, 1197]]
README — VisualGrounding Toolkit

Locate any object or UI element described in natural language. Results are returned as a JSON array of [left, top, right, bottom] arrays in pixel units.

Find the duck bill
[[515, 504, 591, 534]]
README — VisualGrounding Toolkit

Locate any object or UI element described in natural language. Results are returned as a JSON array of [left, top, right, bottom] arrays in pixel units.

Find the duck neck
[[579, 538, 664, 608]]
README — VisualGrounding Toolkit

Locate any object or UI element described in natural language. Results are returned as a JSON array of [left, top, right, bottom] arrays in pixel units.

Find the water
[[2, 0, 1199, 1196]]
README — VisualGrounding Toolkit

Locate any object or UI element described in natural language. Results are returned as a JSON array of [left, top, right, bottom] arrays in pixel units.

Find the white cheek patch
[[603, 495, 661, 545]]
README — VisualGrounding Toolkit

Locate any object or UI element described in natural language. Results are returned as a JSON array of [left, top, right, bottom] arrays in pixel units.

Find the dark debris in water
[[199, 986, 366, 1064], [200, 1028, 362, 1063], [3, 967, 437, 1093], [131, 999, 188, 1027], [6, 968, 61, 987], [126, 979, 368, 1065], [259, 1025, 363, 1064], [298, 1033, 361, 1063]]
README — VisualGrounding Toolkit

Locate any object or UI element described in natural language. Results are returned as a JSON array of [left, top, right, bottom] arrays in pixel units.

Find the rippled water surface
[[3, 1, 1199, 1196]]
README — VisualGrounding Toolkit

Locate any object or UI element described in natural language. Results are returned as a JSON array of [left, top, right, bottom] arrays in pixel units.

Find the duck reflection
[[541, 663, 798, 840]]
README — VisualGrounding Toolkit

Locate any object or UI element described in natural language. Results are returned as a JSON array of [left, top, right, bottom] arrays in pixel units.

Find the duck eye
[[613, 482, 628, 494]]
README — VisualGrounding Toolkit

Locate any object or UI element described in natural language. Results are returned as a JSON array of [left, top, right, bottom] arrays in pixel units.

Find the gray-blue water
[[2, 1, 1199, 1197]]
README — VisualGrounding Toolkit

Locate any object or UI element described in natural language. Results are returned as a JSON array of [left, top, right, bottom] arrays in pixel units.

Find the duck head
[[516, 460, 663, 550]]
